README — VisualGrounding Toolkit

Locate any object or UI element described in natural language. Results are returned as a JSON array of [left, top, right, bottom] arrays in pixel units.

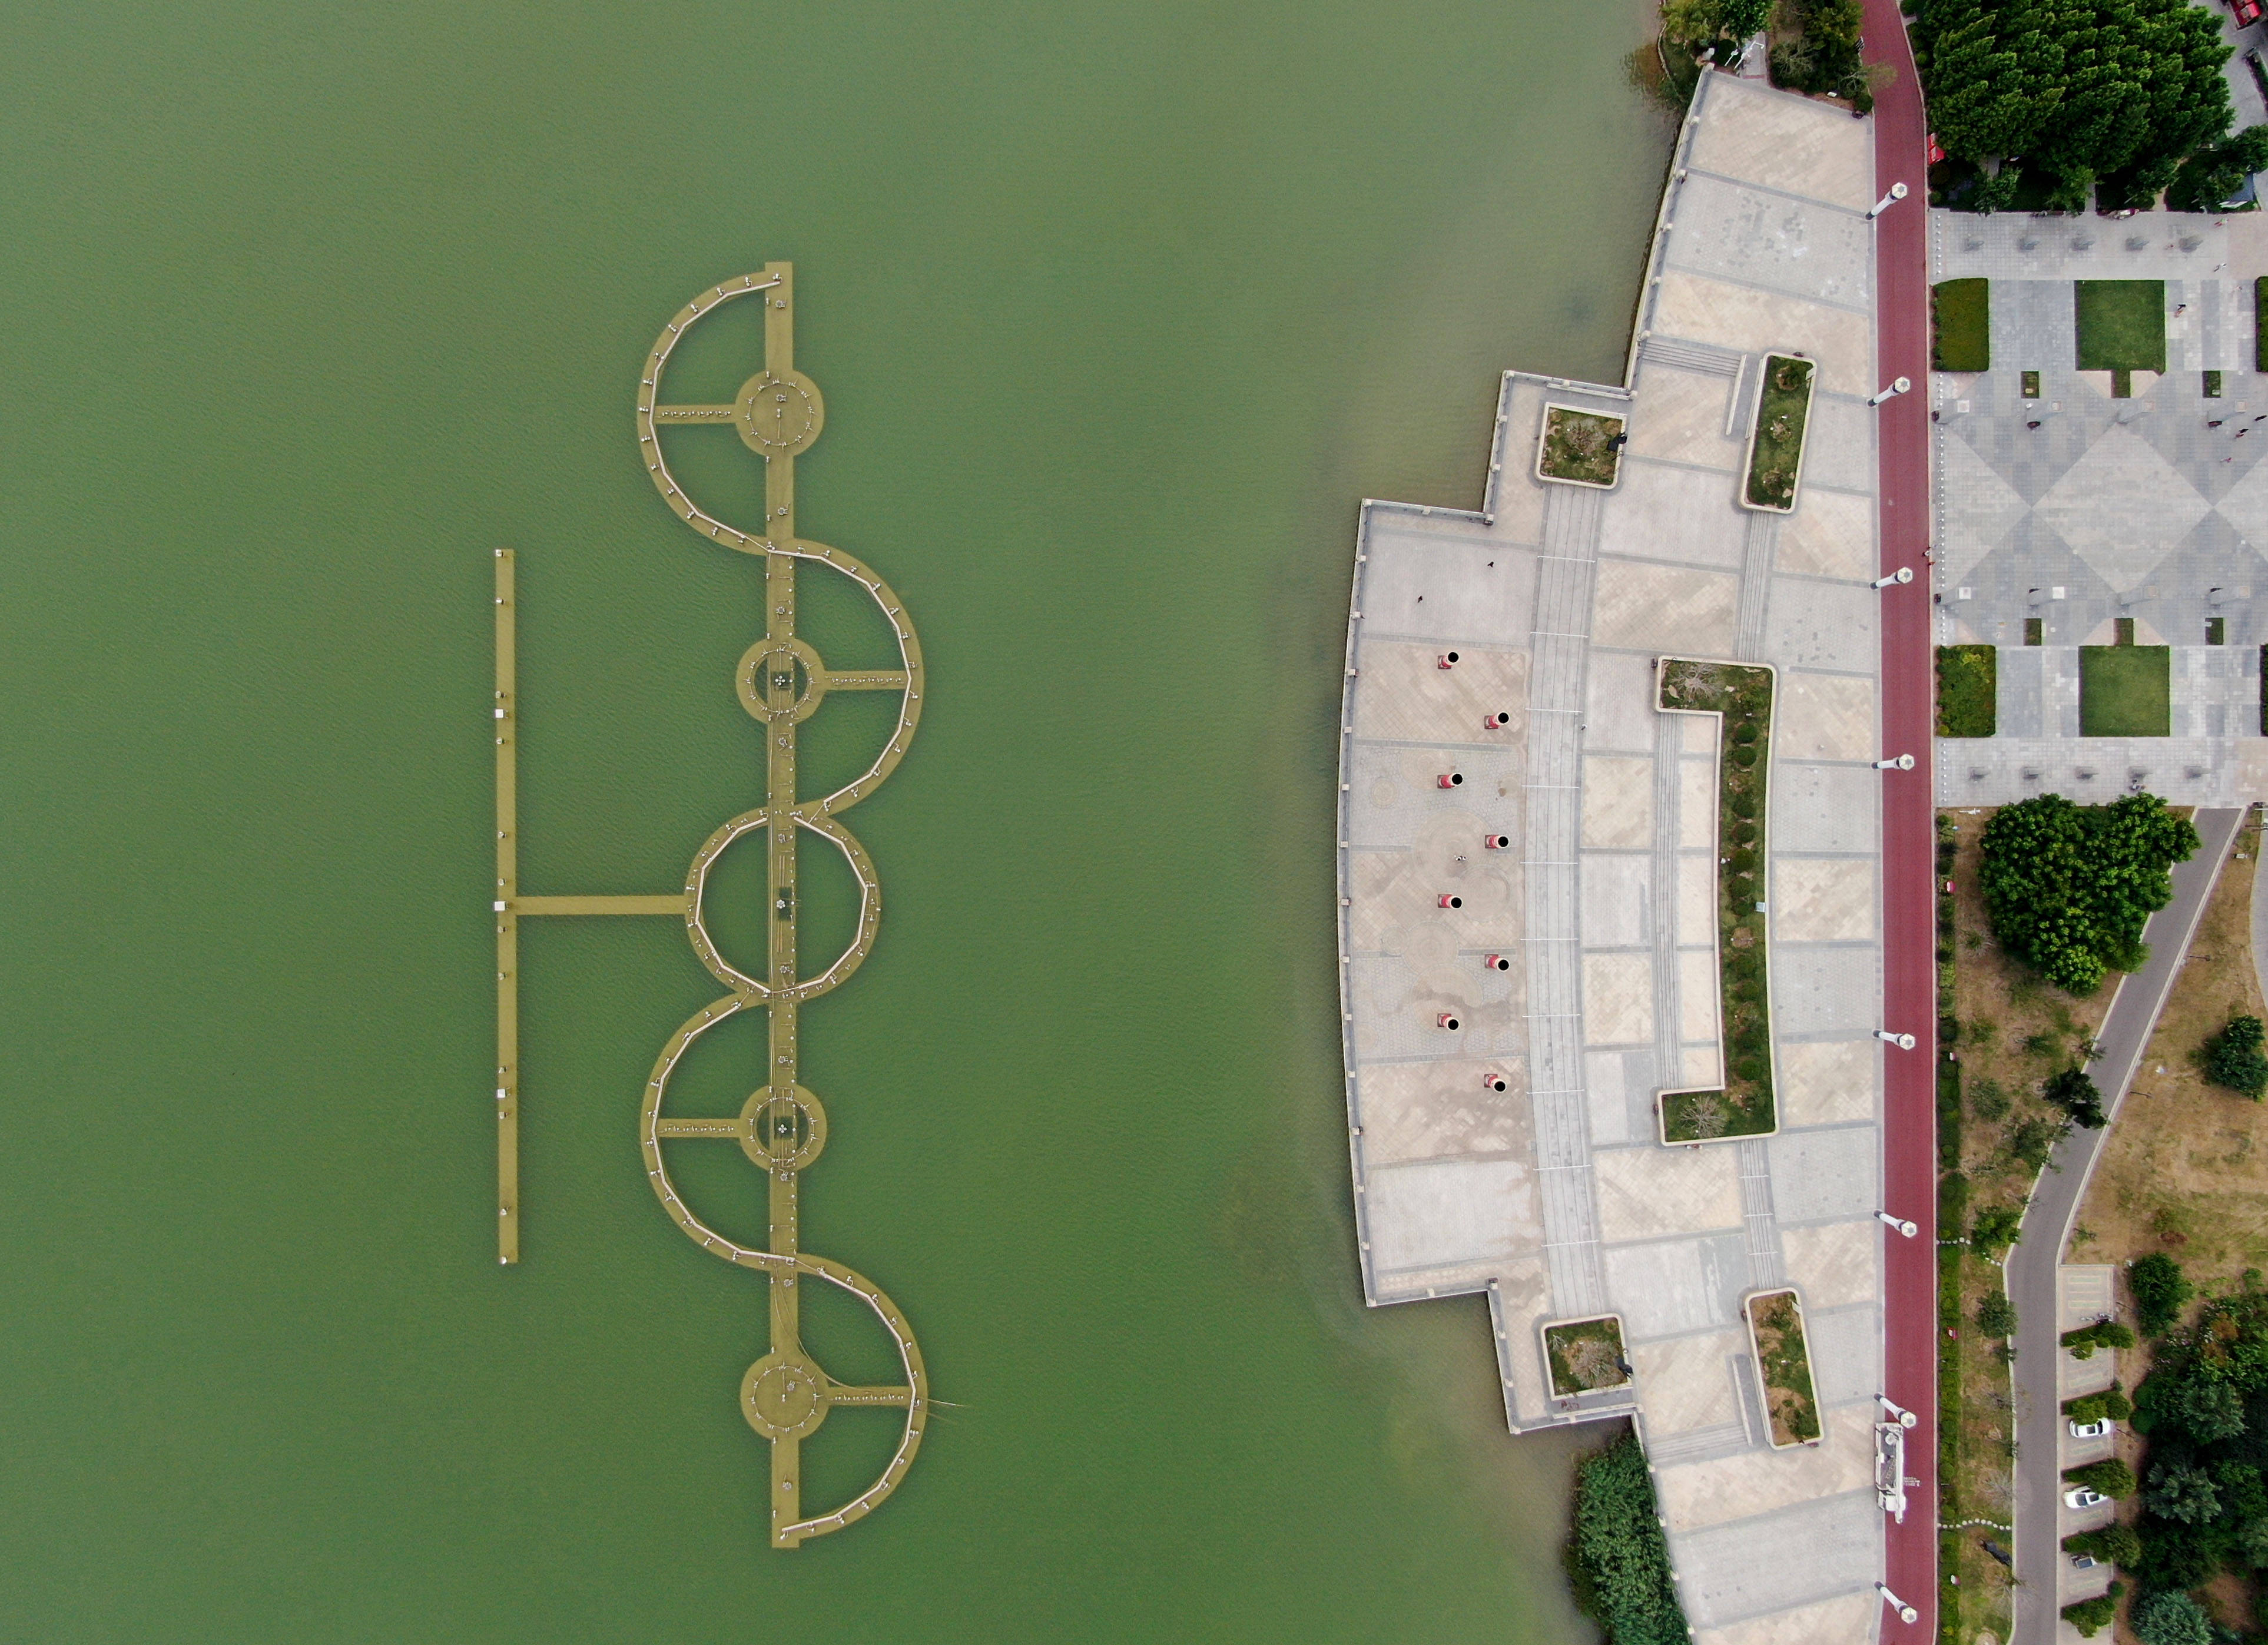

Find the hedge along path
[[496, 264, 929, 1548], [1656, 658, 1779, 1143]]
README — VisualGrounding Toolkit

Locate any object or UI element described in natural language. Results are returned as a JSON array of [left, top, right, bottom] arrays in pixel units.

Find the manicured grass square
[[1932, 279, 1990, 372], [2074, 281, 2166, 372], [2078, 645, 2171, 736]]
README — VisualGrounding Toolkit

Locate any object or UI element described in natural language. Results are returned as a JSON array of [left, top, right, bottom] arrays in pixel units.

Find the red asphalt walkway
[[1862, 3, 1939, 1637]]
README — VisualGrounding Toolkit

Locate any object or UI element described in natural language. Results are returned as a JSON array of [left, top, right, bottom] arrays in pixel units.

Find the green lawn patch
[[1543, 1315, 1630, 1397], [1936, 645, 1997, 737], [2021, 369, 2041, 399], [2078, 645, 2171, 736], [2206, 369, 2224, 398], [1933, 278, 1991, 371], [1743, 354, 1813, 511], [1746, 1289, 1822, 1446], [2074, 280, 2166, 372], [1657, 658, 1776, 1142], [1536, 406, 1623, 489]]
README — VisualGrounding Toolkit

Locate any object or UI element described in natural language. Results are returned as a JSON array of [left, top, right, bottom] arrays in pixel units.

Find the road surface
[[2008, 807, 2244, 1644], [1862, 1, 1939, 1634]]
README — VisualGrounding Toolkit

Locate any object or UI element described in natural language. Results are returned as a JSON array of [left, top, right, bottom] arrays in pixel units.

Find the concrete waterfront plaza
[[1930, 210, 2268, 805], [1337, 74, 1899, 1641]]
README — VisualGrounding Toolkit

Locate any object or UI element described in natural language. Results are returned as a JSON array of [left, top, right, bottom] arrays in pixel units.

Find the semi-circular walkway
[[495, 264, 929, 1548]]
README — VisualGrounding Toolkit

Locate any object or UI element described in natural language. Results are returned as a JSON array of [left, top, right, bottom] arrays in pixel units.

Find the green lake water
[[0, 3, 1673, 1637]]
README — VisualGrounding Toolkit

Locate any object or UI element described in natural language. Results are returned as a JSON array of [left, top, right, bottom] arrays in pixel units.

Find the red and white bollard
[[1484, 953, 1511, 972], [1483, 711, 1512, 730], [1437, 771, 1464, 788], [1437, 894, 1464, 909], [1436, 1013, 1461, 1032], [1436, 650, 1460, 670], [1483, 833, 1511, 850], [1481, 1072, 1508, 1093]]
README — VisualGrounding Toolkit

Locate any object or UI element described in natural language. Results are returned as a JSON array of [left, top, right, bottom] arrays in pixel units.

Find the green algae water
[[0, 3, 1673, 1637]]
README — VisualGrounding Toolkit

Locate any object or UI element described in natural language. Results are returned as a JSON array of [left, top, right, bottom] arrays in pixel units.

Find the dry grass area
[[2075, 814, 2267, 1290], [1938, 810, 2123, 1641]]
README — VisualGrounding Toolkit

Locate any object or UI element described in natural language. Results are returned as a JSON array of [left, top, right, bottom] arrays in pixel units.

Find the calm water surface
[[0, 3, 1672, 1637]]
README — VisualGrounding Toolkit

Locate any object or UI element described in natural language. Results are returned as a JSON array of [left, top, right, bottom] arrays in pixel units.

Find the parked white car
[[2069, 1417, 2113, 1439], [2065, 1487, 2108, 1510]]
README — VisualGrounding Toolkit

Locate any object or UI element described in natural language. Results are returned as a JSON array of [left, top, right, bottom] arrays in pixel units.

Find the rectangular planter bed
[[1739, 354, 1813, 514], [1745, 1288, 1822, 1447], [1655, 657, 1778, 1145], [1536, 403, 1626, 490], [1543, 1314, 1632, 1399]]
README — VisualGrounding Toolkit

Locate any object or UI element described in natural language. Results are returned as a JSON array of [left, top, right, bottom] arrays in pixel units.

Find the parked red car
[[2233, 0, 2263, 28]]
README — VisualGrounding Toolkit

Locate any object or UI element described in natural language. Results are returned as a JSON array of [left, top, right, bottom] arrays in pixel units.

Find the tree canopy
[[1916, 0, 2234, 178], [1567, 1430, 1691, 1645], [1978, 793, 2199, 994], [2120, 1281, 2268, 1601], [2204, 1015, 2268, 1099]]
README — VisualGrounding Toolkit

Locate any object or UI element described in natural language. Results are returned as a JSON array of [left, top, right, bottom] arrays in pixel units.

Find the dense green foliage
[[2122, 1279, 2268, 1608], [2044, 1064, 2107, 1129], [1914, 0, 2236, 206], [2060, 1583, 2122, 1638], [2133, 1589, 2213, 1645], [2065, 1457, 2138, 1498], [2064, 1521, 2143, 1566], [2168, 125, 2268, 212], [2133, 1254, 2195, 1337], [1971, 1203, 2023, 1258], [2067, 1385, 2135, 1425], [1662, 0, 1774, 66], [1978, 794, 2200, 994], [1977, 1291, 2018, 1338], [1768, 0, 1866, 101], [2203, 1015, 2268, 1099], [1567, 1431, 1692, 1645], [1935, 642, 1996, 735], [2063, 1319, 2137, 1359]]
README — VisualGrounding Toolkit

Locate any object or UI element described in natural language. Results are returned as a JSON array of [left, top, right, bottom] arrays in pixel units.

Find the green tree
[[2063, 1522, 2144, 1567], [1918, 0, 2235, 181], [1567, 1430, 1692, 1645], [2170, 1377, 2245, 1444], [2065, 1457, 2138, 1498], [2147, 1460, 2221, 1523], [2203, 1015, 2268, 1098], [1978, 794, 2199, 994], [1972, 1205, 2024, 1258], [1978, 1291, 2018, 1336], [2045, 1065, 2107, 1128], [2061, 1584, 2123, 1639], [2133, 1589, 2213, 1645], [2167, 124, 2268, 212], [2130, 1253, 2193, 1335], [1971, 165, 2022, 214]]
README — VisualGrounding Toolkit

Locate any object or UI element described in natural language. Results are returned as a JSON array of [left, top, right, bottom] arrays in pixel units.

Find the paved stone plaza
[[1929, 212, 2268, 805], [1337, 74, 1892, 1643]]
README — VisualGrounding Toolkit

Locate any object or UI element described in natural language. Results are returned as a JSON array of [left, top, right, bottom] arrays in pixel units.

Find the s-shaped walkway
[[493, 264, 931, 1547]]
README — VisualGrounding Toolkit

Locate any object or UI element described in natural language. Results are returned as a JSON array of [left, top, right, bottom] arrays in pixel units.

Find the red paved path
[[1862, 2, 1939, 1636]]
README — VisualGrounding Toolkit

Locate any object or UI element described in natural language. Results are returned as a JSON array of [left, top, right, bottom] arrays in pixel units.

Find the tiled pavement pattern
[[1337, 74, 1889, 1644], [1929, 211, 2268, 806]]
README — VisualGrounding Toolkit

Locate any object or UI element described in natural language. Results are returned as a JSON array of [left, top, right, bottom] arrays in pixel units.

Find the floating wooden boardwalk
[[494, 263, 927, 1546]]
